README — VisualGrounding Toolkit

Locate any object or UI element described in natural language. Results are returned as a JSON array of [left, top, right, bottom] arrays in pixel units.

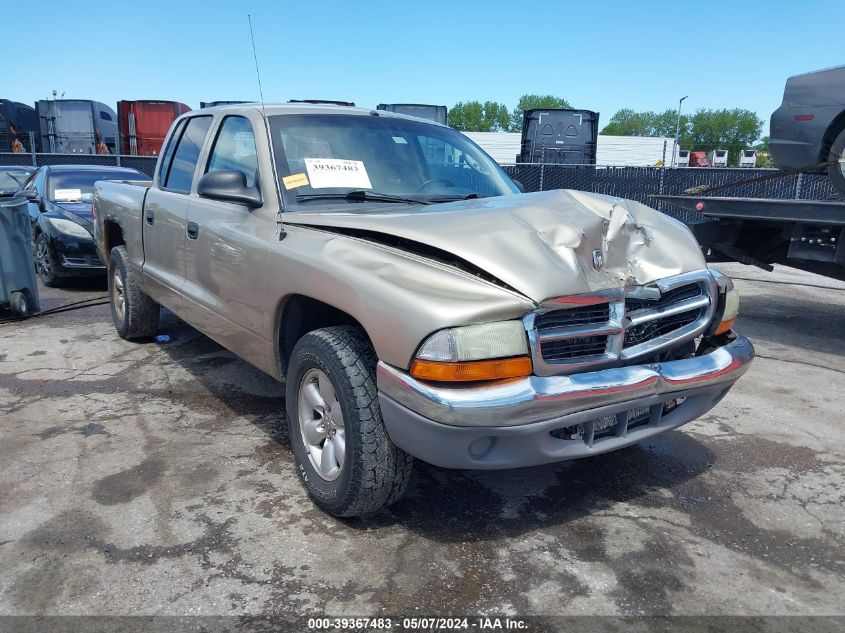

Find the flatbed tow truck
[[656, 65, 845, 282], [654, 193, 845, 282]]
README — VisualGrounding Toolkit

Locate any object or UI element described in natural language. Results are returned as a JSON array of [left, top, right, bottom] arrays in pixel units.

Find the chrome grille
[[625, 283, 701, 313], [623, 307, 703, 348], [536, 304, 611, 330], [524, 270, 717, 376], [541, 335, 609, 361]]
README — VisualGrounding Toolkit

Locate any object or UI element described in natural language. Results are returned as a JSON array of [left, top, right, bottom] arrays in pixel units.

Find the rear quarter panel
[[92, 180, 152, 271]]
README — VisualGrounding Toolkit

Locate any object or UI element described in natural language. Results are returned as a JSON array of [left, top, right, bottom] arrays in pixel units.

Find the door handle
[[186, 221, 199, 240], [145, 209, 155, 225]]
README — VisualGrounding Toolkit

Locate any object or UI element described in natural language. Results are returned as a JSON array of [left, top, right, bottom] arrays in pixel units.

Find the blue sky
[[6, 0, 840, 135]]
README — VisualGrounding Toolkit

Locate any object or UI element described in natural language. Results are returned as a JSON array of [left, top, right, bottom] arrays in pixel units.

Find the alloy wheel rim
[[36, 241, 50, 279], [297, 368, 346, 481], [112, 269, 125, 322]]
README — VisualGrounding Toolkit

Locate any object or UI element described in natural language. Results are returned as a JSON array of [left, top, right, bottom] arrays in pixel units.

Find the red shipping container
[[118, 100, 191, 156]]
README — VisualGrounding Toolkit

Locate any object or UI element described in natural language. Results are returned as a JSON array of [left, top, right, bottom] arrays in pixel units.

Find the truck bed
[[92, 179, 152, 270]]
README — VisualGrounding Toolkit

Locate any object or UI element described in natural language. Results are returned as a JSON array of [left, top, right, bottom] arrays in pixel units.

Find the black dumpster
[[0, 195, 39, 315], [517, 108, 599, 165]]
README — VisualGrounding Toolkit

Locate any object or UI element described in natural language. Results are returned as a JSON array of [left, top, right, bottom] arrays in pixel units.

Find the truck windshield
[[269, 114, 518, 209]]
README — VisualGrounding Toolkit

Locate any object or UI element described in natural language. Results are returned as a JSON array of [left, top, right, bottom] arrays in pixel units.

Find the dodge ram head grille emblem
[[591, 249, 604, 270]]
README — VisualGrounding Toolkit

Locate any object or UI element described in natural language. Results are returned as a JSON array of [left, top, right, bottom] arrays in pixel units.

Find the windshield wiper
[[427, 192, 489, 203], [296, 190, 430, 205]]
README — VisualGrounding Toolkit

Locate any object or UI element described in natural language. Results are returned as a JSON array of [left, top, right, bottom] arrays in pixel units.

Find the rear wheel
[[826, 127, 845, 198], [286, 326, 413, 517], [108, 245, 159, 340]]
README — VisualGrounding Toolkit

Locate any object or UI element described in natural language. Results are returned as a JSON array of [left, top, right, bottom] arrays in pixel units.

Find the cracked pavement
[[0, 263, 843, 616]]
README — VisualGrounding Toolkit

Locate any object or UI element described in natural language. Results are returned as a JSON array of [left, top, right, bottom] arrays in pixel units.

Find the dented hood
[[283, 190, 707, 304]]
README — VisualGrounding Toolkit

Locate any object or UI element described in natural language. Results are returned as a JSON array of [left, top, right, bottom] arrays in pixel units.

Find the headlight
[[49, 218, 91, 239], [411, 321, 532, 382], [709, 268, 739, 335]]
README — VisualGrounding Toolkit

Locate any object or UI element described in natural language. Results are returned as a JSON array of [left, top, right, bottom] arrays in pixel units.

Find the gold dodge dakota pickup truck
[[93, 104, 753, 517]]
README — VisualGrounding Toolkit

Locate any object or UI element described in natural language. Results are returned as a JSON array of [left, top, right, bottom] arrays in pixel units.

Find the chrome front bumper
[[376, 334, 754, 469], [378, 334, 754, 428]]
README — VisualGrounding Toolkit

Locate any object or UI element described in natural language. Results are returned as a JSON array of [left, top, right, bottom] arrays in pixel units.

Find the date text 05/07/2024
[[307, 616, 530, 630]]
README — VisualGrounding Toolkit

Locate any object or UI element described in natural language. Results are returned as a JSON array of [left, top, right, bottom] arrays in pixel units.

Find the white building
[[463, 131, 675, 167]]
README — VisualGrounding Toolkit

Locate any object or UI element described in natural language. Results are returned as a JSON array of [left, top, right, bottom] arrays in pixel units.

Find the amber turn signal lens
[[713, 316, 736, 336], [410, 357, 533, 382]]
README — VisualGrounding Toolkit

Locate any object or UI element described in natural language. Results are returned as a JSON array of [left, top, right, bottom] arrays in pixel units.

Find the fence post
[[794, 172, 803, 199], [115, 151, 121, 168], [657, 166, 666, 212], [539, 164, 545, 191], [30, 132, 37, 168]]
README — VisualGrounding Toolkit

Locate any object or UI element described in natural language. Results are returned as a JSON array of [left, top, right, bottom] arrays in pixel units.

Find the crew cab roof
[[187, 102, 450, 127]]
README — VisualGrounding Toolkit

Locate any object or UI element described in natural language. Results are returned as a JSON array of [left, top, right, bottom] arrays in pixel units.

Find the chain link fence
[[0, 150, 839, 224], [502, 164, 839, 224], [0, 151, 158, 177]]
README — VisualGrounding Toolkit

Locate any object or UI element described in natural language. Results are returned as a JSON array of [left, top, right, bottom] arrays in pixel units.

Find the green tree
[[509, 94, 572, 132], [601, 107, 762, 165], [449, 100, 511, 132], [684, 109, 763, 166], [601, 109, 657, 136], [601, 108, 687, 138], [753, 136, 774, 167], [653, 109, 688, 139]]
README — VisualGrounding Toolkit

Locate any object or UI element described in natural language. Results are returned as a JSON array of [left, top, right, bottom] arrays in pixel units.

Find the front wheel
[[286, 326, 413, 517], [34, 233, 60, 287], [827, 127, 845, 198]]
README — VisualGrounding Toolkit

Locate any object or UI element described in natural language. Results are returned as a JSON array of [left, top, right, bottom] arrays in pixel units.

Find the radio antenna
[[247, 14, 287, 240], [248, 14, 267, 118]]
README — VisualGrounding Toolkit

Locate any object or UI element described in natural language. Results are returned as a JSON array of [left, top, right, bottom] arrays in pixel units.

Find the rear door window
[[206, 116, 259, 188], [158, 118, 186, 185], [163, 116, 212, 193]]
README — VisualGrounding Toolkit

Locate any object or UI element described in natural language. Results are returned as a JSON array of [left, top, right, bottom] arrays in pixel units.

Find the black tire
[[108, 245, 159, 340], [827, 127, 845, 198], [10, 291, 30, 316], [286, 326, 413, 517], [34, 233, 61, 287]]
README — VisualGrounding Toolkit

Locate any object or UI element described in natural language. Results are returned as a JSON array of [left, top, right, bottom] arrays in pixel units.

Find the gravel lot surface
[[0, 264, 843, 619]]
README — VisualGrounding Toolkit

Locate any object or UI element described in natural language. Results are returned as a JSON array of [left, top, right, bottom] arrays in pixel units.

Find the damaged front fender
[[265, 224, 535, 370]]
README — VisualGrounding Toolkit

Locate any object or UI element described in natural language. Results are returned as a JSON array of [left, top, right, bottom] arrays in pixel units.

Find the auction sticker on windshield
[[304, 158, 372, 190], [282, 173, 310, 190], [54, 188, 82, 201]]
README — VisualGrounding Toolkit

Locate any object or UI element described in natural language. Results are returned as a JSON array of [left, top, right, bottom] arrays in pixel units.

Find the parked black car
[[770, 65, 845, 196], [0, 166, 35, 197], [19, 165, 146, 286]]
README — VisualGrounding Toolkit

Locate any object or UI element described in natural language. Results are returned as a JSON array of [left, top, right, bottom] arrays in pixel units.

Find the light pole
[[672, 95, 688, 167]]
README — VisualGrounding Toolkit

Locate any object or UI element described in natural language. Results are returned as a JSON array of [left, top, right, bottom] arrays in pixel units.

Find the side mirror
[[1, 189, 37, 200], [513, 179, 525, 193], [197, 170, 262, 208]]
